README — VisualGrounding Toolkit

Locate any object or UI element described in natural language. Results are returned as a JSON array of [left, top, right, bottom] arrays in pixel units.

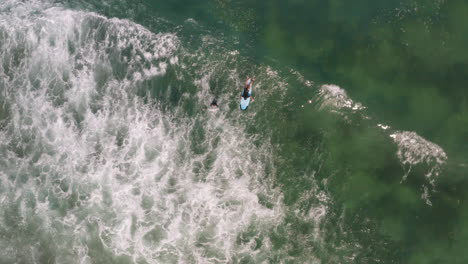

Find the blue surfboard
[[240, 79, 253, 111]]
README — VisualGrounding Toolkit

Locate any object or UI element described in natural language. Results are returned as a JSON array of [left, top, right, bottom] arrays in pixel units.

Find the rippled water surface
[[0, 0, 467, 263]]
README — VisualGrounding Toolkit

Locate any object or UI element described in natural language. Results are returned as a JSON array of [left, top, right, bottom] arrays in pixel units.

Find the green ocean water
[[0, 0, 467, 263]]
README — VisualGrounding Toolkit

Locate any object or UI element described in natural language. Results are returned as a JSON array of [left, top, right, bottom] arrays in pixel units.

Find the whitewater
[[0, 0, 450, 263], [0, 1, 288, 263]]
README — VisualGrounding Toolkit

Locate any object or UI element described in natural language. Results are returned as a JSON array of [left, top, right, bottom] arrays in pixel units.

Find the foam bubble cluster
[[319, 84, 366, 111], [0, 1, 286, 262], [390, 131, 448, 197]]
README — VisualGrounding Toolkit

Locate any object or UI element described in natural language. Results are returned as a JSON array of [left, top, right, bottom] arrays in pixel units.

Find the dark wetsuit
[[242, 87, 251, 99]]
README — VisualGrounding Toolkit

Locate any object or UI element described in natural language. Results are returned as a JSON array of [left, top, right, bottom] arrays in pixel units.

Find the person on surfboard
[[241, 77, 254, 101]]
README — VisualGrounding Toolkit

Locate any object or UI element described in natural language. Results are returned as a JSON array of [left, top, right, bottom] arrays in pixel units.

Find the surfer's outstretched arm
[[244, 77, 254, 89]]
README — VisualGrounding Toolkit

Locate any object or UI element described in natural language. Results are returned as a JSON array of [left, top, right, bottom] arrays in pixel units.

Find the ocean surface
[[0, 0, 467, 263]]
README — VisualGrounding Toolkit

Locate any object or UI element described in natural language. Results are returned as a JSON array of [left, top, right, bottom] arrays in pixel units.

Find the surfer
[[210, 98, 218, 108], [241, 77, 254, 101]]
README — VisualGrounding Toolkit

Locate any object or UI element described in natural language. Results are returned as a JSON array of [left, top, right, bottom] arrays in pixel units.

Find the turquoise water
[[0, 0, 467, 263]]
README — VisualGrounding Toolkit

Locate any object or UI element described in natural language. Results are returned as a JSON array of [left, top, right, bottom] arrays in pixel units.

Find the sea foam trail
[[319, 84, 365, 111], [390, 131, 448, 205], [0, 2, 285, 263], [318, 84, 448, 205]]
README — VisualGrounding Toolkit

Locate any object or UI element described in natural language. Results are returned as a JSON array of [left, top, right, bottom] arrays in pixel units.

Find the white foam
[[377, 124, 391, 130], [185, 18, 198, 24], [318, 83, 448, 205], [169, 56, 178, 65], [421, 185, 432, 206], [265, 66, 278, 77], [319, 84, 365, 111], [290, 173, 331, 243], [290, 68, 314, 87], [0, 1, 286, 262], [390, 131, 447, 192]]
